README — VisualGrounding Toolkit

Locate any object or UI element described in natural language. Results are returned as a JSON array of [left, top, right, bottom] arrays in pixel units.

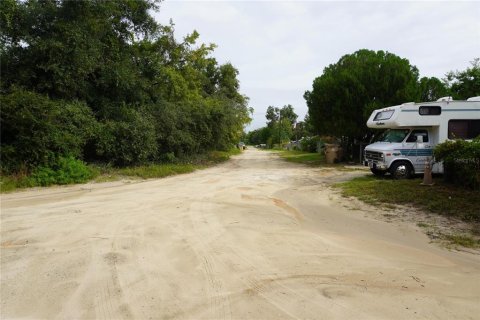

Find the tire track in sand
[[184, 199, 232, 320]]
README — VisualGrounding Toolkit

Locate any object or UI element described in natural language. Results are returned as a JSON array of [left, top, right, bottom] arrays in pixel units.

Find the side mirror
[[417, 135, 424, 143]]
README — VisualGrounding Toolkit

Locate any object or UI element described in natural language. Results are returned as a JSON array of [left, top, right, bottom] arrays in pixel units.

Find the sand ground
[[1, 148, 479, 319]]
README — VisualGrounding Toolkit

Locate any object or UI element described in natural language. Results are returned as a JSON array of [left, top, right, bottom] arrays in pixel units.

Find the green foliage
[[1, 148, 241, 193], [246, 127, 271, 145], [90, 149, 240, 181], [304, 49, 419, 141], [0, 88, 97, 171], [443, 234, 480, 249], [279, 104, 298, 125], [185, 148, 241, 165], [434, 138, 480, 190], [445, 59, 480, 100], [418, 76, 449, 101], [0, 0, 251, 178], [31, 167, 58, 187], [271, 119, 293, 145], [266, 105, 298, 128], [0, 0, 159, 101], [278, 150, 325, 166], [31, 156, 95, 186], [293, 117, 314, 140], [253, 104, 298, 147], [204, 149, 242, 163], [96, 108, 158, 166], [300, 136, 324, 153], [0, 174, 35, 192], [163, 152, 176, 163], [266, 106, 280, 126], [117, 164, 196, 179]]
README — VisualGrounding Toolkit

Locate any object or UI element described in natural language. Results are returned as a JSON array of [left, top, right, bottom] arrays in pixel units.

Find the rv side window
[[406, 130, 429, 143], [448, 120, 480, 139], [419, 106, 441, 115], [374, 110, 394, 121]]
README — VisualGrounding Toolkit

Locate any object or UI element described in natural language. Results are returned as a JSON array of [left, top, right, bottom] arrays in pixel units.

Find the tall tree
[[263, 105, 298, 144], [418, 77, 448, 101], [266, 106, 280, 127], [304, 49, 419, 143], [265, 105, 297, 127], [444, 58, 480, 100], [279, 104, 298, 126], [0, 0, 159, 103]]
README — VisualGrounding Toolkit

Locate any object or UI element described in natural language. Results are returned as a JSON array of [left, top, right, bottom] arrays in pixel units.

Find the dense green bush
[[246, 127, 272, 146], [434, 137, 480, 190], [152, 103, 202, 157], [0, 88, 97, 172], [32, 156, 95, 186], [300, 136, 324, 153], [95, 108, 158, 166]]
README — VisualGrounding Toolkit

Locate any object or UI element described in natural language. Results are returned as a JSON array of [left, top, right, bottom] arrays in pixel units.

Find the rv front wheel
[[390, 161, 413, 179]]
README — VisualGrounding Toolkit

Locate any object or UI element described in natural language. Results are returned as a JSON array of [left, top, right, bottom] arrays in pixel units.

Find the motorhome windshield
[[377, 129, 410, 142]]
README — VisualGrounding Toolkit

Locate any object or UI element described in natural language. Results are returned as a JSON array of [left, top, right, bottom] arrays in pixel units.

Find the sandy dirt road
[[1, 149, 479, 319]]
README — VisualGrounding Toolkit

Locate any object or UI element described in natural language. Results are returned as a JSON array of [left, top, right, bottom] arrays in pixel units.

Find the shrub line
[[0, 149, 241, 193]]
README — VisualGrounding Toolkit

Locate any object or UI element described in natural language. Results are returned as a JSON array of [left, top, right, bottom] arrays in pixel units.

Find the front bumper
[[364, 160, 388, 170], [364, 150, 388, 170]]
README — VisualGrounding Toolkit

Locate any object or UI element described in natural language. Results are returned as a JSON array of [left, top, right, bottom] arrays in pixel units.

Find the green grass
[[115, 163, 197, 179], [89, 163, 197, 181], [335, 176, 480, 222], [273, 150, 325, 165], [443, 234, 480, 249], [272, 149, 366, 172], [336, 175, 480, 248], [417, 222, 480, 249], [0, 149, 242, 193], [281, 150, 325, 165], [417, 222, 431, 228], [0, 175, 35, 193]]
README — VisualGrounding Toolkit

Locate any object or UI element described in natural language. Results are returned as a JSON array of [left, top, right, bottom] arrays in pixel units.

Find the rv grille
[[365, 150, 383, 161]]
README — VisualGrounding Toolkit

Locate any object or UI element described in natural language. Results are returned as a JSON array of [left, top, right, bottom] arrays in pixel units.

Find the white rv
[[364, 97, 480, 179]]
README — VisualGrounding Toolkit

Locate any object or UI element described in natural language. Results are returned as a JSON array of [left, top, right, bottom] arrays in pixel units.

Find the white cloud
[[154, 1, 480, 131]]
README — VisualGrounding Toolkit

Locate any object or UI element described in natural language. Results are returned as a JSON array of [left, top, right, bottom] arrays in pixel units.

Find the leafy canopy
[[304, 49, 420, 141], [0, 0, 251, 172], [444, 58, 480, 100]]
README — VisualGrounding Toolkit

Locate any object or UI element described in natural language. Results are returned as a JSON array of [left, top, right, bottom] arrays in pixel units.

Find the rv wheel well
[[390, 159, 415, 174]]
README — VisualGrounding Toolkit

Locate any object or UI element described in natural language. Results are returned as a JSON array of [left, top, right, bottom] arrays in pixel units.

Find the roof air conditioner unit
[[436, 96, 453, 102], [466, 96, 480, 102]]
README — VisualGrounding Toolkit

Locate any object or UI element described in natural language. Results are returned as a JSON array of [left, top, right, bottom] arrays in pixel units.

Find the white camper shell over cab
[[364, 97, 480, 179]]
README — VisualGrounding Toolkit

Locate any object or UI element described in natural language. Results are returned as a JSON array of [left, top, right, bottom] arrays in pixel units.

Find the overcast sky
[[154, 0, 480, 131]]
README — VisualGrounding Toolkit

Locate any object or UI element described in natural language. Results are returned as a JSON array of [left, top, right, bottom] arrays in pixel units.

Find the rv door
[[402, 129, 432, 173]]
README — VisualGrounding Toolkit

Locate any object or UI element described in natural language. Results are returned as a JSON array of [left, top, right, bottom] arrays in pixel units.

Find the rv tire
[[390, 161, 413, 179]]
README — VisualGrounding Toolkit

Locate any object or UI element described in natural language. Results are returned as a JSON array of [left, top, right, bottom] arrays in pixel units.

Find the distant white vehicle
[[364, 96, 480, 178]]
